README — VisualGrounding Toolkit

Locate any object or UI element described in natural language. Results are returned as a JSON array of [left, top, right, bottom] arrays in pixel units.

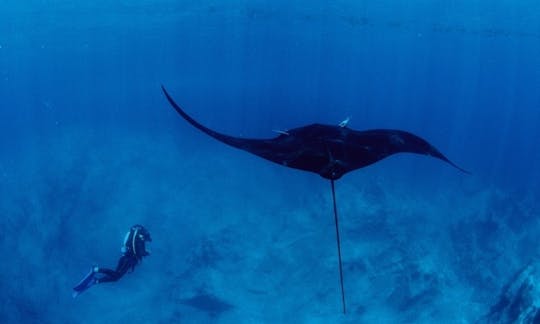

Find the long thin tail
[[331, 180, 346, 314]]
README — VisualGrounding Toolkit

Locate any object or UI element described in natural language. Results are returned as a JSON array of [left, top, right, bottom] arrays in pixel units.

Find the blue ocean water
[[1, 1, 540, 322]]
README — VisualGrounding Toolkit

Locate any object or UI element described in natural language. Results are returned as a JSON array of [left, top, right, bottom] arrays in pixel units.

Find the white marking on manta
[[273, 129, 290, 136], [339, 117, 351, 128]]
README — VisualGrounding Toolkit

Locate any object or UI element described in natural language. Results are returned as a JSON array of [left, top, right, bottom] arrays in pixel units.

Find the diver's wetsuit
[[94, 225, 151, 284]]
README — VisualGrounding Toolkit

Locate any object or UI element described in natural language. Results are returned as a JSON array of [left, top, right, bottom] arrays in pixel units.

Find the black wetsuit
[[95, 228, 150, 284]]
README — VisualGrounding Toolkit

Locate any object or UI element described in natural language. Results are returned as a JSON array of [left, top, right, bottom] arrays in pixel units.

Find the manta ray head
[[319, 160, 347, 180]]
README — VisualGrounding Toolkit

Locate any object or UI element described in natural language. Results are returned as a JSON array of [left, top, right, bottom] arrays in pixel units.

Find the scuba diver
[[73, 224, 151, 297]]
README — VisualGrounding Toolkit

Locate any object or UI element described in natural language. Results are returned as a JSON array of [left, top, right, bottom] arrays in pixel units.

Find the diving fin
[[72, 268, 97, 298]]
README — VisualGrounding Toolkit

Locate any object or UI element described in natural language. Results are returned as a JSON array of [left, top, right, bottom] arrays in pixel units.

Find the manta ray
[[162, 86, 467, 313]]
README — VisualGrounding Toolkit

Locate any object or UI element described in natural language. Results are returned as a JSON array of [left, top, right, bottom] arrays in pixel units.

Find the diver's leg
[[114, 255, 137, 278], [95, 255, 135, 283], [94, 267, 121, 283]]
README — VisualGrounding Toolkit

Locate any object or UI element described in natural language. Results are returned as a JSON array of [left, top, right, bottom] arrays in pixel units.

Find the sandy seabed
[[0, 126, 537, 323]]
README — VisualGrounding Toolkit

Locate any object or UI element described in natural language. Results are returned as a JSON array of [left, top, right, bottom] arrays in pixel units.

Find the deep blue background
[[1, 1, 540, 323], [2, 1, 540, 190]]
